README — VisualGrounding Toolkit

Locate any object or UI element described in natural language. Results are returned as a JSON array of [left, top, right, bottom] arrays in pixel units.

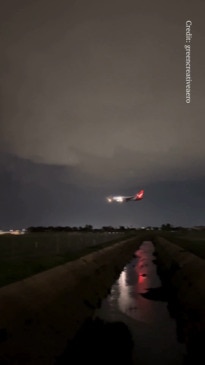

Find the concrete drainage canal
[[57, 241, 187, 365]]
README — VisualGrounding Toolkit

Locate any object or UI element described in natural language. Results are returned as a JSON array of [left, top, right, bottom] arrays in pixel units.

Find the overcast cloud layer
[[1, 0, 205, 228]]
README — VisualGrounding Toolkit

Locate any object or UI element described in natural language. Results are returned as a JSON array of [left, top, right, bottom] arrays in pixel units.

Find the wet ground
[[93, 241, 186, 365], [56, 241, 187, 365]]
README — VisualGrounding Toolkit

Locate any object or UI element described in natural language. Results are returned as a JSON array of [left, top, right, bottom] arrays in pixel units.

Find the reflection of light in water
[[117, 268, 138, 319], [136, 241, 161, 294], [112, 242, 159, 322], [135, 241, 165, 323], [94, 241, 186, 364], [99, 242, 171, 324], [138, 274, 146, 284], [118, 269, 129, 313]]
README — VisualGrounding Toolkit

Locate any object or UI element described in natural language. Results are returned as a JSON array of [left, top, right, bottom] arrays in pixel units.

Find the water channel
[[93, 240, 186, 365]]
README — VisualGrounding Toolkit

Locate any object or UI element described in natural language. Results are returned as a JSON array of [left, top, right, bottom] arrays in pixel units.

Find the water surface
[[94, 241, 186, 365]]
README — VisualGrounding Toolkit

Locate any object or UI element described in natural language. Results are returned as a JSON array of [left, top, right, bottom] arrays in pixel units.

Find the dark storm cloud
[[1, 1, 205, 173], [0, 153, 89, 228], [0, 154, 204, 229], [0, 0, 205, 227]]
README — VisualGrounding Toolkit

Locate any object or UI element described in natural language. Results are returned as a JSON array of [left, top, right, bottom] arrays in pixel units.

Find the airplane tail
[[135, 189, 144, 200]]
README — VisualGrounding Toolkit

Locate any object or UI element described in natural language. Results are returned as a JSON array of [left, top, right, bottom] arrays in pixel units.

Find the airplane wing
[[124, 196, 134, 201]]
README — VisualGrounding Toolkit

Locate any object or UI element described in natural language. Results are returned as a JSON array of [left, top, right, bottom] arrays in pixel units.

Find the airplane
[[107, 189, 144, 203]]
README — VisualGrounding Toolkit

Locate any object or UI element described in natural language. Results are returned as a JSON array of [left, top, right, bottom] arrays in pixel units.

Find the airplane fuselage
[[107, 189, 144, 203]]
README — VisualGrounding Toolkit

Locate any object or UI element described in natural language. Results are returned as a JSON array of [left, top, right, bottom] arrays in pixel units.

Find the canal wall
[[155, 236, 205, 363], [0, 236, 142, 365]]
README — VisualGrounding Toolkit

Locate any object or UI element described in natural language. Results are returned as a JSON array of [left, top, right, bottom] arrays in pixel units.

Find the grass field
[[157, 230, 205, 259], [0, 230, 204, 288], [0, 231, 135, 288]]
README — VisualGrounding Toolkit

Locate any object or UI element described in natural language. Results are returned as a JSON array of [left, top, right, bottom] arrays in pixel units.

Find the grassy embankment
[[0, 231, 140, 288], [1, 229, 204, 288], [157, 230, 205, 259]]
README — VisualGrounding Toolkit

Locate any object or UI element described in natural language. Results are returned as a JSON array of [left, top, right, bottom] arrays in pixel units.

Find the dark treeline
[[26, 225, 136, 233], [26, 224, 187, 233]]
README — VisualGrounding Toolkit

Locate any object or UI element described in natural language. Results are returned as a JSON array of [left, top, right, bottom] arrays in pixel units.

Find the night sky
[[1, 0, 205, 229]]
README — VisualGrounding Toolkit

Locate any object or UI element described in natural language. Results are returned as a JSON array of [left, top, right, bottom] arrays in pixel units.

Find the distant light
[[11, 230, 21, 235]]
